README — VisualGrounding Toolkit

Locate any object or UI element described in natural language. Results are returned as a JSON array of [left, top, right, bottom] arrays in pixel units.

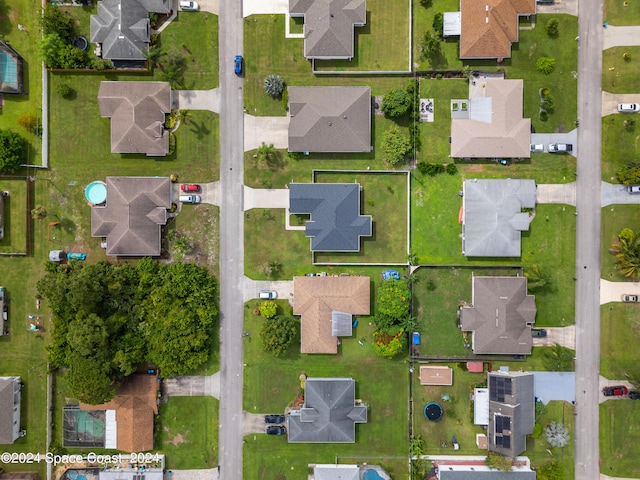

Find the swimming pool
[[85, 181, 107, 205], [0, 51, 17, 88], [363, 470, 383, 480]]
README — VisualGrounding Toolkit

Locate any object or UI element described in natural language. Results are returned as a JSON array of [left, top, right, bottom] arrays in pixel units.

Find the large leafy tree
[[382, 126, 412, 166], [381, 88, 412, 118], [610, 227, 640, 279], [0, 130, 25, 173], [260, 315, 297, 357], [42, 4, 75, 42], [377, 278, 411, 319]]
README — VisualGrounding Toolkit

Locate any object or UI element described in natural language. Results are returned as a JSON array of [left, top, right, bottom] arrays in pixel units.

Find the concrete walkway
[[243, 276, 294, 304], [243, 0, 288, 16], [532, 325, 575, 350], [162, 372, 221, 399], [535, 0, 577, 16], [536, 183, 576, 206], [601, 91, 640, 116], [598, 375, 635, 403], [243, 186, 289, 210], [600, 278, 640, 304], [163, 469, 219, 480], [602, 26, 640, 50], [175, 89, 220, 113], [244, 114, 289, 151]]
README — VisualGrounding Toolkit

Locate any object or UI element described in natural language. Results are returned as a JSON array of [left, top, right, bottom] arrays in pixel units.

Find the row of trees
[[38, 259, 218, 404]]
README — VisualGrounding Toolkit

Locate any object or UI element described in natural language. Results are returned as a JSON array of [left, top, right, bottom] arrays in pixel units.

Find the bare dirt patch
[[163, 426, 189, 446]]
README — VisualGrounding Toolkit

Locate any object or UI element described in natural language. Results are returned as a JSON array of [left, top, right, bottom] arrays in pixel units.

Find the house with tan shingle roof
[[293, 275, 370, 354], [98, 81, 172, 156], [289, 0, 366, 60], [459, 0, 535, 60], [451, 76, 531, 159]]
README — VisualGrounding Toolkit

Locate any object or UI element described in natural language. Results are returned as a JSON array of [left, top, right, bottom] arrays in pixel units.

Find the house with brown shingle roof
[[459, 0, 535, 60], [288, 86, 371, 153], [293, 276, 370, 354], [451, 76, 531, 159], [460, 276, 536, 355], [80, 374, 159, 453], [289, 0, 366, 60], [98, 81, 172, 156], [91, 176, 172, 257]]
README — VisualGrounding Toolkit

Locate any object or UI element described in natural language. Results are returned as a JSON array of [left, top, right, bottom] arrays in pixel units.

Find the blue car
[[381, 269, 400, 281], [234, 55, 243, 75]]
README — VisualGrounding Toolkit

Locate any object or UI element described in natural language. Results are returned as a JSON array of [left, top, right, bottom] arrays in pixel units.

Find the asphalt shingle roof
[[0, 377, 19, 444]]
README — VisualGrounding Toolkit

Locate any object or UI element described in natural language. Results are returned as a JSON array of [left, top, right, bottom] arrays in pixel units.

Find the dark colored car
[[265, 414, 285, 424], [629, 391, 640, 399], [603, 385, 629, 396], [266, 425, 286, 435], [181, 184, 200, 192], [234, 55, 243, 75], [531, 328, 547, 337]]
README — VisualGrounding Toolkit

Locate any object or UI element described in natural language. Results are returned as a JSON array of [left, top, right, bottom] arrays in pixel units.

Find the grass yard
[[0, 178, 29, 254], [47, 73, 219, 267], [600, 400, 640, 477], [601, 113, 640, 183], [157, 397, 219, 469], [600, 303, 640, 380], [604, 0, 640, 26], [412, 0, 461, 71], [242, 302, 408, 479], [601, 205, 638, 281], [313, 171, 408, 265], [602, 47, 640, 93], [313, 0, 410, 72]]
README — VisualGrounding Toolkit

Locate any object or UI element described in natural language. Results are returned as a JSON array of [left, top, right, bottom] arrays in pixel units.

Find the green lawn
[[313, 0, 410, 72], [602, 47, 640, 93], [600, 400, 640, 477], [412, 0, 461, 71], [601, 303, 640, 380], [601, 205, 638, 281], [242, 302, 408, 479], [0, 179, 28, 254], [604, 0, 640, 26], [157, 397, 219, 469], [601, 113, 640, 183]]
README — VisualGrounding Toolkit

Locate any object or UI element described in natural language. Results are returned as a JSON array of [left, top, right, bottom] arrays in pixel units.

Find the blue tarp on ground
[[532, 372, 575, 405]]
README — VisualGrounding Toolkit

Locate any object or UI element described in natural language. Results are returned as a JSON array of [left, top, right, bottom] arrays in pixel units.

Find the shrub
[[418, 162, 445, 176], [536, 56, 556, 74], [16, 114, 39, 133], [55, 82, 73, 98], [531, 423, 543, 439], [381, 88, 412, 118], [382, 125, 412, 166], [281, 87, 288, 110], [485, 452, 512, 472], [168, 133, 176, 155], [544, 421, 569, 447], [42, 4, 75, 42], [373, 328, 405, 358], [165, 111, 178, 129], [445, 163, 458, 175], [259, 300, 277, 319], [623, 52, 631, 61], [617, 161, 640, 184], [0, 130, 25, 172], [263, 74, 285, 98], [92, 57, 113, 71], [432, 12, 444, 37], [539, 110, 549, 121], [546, 18, 559, 37]]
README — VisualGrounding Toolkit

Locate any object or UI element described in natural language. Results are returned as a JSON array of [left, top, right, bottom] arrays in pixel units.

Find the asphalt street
[[217, 0, 245, 479], [574, 1, 604, 478]]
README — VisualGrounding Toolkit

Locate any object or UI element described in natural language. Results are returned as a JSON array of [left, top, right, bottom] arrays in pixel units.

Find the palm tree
[[257, 142, 276, 165], [179, 109, 192, 125], [610, 228, 640, 279], [143, 45, 166, 69]]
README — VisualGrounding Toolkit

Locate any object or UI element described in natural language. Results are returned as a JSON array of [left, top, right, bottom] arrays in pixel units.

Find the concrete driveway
[[243, 276, 294, 304], [601, 91, 640, 117], [536, 183, 576, 206], [603, 26, 640, 50], [244, 114, 289, 151], [600, 278, 640, 304], [162, 372, 221, 399], [197, 0, 218, 14], [601, 182, 640, 206], [599, 375, 635, 403], [172, 181, 220, 206], [163, 469, 218, 480], [532, 326, 576, 350], [244, 187, 289, 210], [243, 0, 288, 16], [535, 0, 577, 16], [174, 89, 220, 113], [242, 412, 286, 435], [530, 129, 578, 156]]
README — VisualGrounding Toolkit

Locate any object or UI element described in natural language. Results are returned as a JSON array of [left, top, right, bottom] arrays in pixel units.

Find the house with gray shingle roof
[[487, 370, 535, 457], [91, 176, 172, 257], [90, 0, 170, 61], [289, 0, 366, 60], [0, 377, 22, 444], [462, 179, 536, 257], [98, 81, 172, 156], [437, 463, 536, 479], [288, 86, 371, 153], [287, 378, 368, 443], [289, 183, 372, 252], [460, 276, 536, 355]]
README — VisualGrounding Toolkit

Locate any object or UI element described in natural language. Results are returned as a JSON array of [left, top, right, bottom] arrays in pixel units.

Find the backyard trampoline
[[424, 402, 443, 422], [85, 181, 107, 205], [63, 406, 106, 447]]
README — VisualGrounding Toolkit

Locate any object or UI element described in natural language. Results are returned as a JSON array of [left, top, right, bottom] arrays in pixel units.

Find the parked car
[[629, 391, 640, 399], [265, 414, 285, 424], [548, 143, 572, 153], [181, 184, 200, 192], [530, 144, 544, 153], [179, 195, 201, 204], [531, 328, 547, 337], [603, 385, 629, 396], [622, 294, 639, 302], [179, 0, 199, 11], [259, 290, 277, 299], [626, 185, 640, 194], [618, 103, 639, 113], [536, 0, 554, 3], [266, 425, 286, 435], [234, 55, 243, 75], [381, 269, 400, 281]]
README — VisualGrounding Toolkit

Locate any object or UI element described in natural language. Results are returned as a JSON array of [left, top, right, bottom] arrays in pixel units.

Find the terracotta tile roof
[[294, 276, 370, 354], [460, 0, 535, 59], [80, 374, 158, 453]]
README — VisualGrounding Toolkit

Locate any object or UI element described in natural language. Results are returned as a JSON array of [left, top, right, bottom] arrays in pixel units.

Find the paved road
[[574, 1, 604, 478], [217, 0, 245, 478]]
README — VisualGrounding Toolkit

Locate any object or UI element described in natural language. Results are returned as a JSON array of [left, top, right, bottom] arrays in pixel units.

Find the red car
[[181, 184, 200, 192], [603, 386, 629, 397]]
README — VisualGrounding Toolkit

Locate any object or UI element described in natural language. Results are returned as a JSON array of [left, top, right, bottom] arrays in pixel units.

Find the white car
[[618, 103, 639, 113], [530, 144, 544, 153], [179, 0, 199, 11], [548, 143, 572, 153], [179, 194, 201, 204]]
